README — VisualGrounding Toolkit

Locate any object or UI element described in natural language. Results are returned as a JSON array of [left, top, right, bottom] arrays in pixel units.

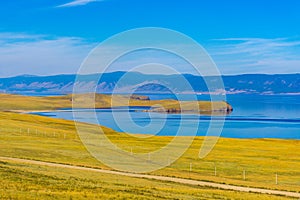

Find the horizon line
[[1, 71, 300, 79]]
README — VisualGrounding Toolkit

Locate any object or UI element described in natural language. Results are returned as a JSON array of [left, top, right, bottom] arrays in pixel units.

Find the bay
[[31, 94, 300, 139]]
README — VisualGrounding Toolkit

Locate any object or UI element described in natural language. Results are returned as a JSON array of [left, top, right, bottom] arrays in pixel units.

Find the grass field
[[0, 93, 231, 114], [0, 110, 299, 199], [0, 159, 292, 200]]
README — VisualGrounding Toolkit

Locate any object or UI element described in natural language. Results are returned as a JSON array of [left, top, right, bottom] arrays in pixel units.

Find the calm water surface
[[32, 94, 300, 139]]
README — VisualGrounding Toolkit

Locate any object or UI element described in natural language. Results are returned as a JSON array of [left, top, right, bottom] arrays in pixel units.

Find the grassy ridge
[[0, 111, 300, 194], [0, 94, 71, 110], [0, 93, 231, 114]]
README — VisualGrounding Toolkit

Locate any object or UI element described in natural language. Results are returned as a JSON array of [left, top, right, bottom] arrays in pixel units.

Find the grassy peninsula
[[0, 93, 232, 114]]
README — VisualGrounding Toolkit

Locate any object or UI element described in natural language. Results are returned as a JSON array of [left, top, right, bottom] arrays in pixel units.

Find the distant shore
[[0, 93, 233, 115]]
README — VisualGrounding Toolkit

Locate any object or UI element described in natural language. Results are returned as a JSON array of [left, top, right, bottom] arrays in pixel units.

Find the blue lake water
[[32, 94, 300, 139]]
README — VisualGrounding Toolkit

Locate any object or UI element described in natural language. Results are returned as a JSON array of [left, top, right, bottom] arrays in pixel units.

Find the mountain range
[[0, 72, 299, 95]]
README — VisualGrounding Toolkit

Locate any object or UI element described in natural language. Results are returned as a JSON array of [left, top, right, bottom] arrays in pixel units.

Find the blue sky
[[0, 0, 300, 77]]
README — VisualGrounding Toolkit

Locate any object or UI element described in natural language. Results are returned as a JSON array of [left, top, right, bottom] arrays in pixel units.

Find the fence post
[[243, 170, 246, 180], [276, 173, 278, 185], [214, 164, 217, 176], [190, 163, 192, 172]]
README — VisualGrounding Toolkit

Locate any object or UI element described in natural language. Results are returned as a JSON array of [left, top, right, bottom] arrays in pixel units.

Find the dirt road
[[0, 156, 299, 198]]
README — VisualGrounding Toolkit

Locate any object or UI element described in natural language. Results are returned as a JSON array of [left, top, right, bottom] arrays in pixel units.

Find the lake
[[31, 94, 300, 139]]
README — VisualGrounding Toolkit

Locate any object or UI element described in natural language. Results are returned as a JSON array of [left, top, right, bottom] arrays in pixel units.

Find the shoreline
[[6, 110, 299, 141]]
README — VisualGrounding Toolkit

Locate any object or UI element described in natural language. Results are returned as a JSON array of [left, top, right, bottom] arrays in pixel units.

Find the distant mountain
[[0, 72, 299, 95]]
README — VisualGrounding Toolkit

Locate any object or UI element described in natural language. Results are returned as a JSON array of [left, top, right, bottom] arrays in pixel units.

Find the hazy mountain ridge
[[0, 72, 299, 95]]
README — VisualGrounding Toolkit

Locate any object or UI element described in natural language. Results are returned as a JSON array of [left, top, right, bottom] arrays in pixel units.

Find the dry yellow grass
[[0, 159, 291, 200], [0, 93, 231, 114], [0, 111, 299, 193]]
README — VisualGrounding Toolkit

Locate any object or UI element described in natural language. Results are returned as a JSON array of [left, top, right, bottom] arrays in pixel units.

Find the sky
[[0, 0, 300, 77]]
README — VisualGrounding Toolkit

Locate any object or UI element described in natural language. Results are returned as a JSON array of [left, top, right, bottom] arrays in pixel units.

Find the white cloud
[[0, 33, 96, 77], [206, 37, 300, 74], [0, 33, 299, 77], [57, 0, 102, 8]]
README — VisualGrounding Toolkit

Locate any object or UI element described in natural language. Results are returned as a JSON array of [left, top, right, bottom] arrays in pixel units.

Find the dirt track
[[0, 156, 299, 198]]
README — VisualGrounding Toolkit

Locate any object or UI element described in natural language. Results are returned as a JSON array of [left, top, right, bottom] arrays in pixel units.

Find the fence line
[[2, 126, 76, 140], [2, 126, 299, 188]]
